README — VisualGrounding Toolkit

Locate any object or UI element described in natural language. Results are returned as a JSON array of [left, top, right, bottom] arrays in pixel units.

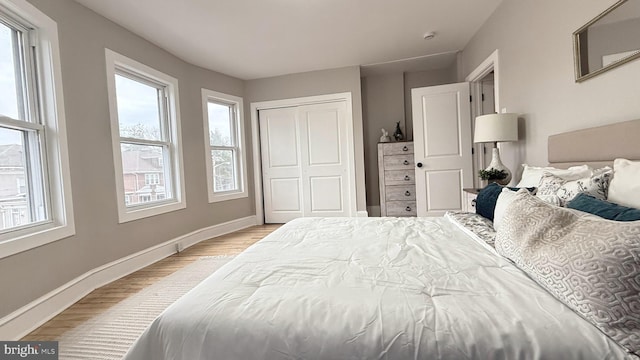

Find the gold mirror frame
[[573, 0, 640, 82]]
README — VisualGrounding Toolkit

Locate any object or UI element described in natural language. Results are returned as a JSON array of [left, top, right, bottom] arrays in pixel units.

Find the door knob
[[416, 162, 423, 168]]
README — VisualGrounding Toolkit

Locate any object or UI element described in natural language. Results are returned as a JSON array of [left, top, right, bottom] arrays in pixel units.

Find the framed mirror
[[573, 0, 640, 82]]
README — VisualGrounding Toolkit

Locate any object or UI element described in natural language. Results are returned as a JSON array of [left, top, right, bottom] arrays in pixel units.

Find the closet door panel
[[259, 107, 303, 223], [298, 102, 350, 218]]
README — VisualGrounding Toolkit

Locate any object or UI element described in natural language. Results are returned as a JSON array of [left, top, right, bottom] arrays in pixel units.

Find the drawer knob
[[402, 146, 408, 151], [405, 190, 411, 196], [404, 175, 410, 181], [403, 160, 410, 165], [405, 206, 412, 212]]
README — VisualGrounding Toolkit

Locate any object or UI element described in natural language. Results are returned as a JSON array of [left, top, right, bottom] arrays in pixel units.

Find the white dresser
[[378, 142, 416, 217]]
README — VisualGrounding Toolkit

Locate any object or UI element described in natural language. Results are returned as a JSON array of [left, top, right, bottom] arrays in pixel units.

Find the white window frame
[[105, 49, 185, 223], [201, 89, 247, 203], [0, 0, 74, 259]]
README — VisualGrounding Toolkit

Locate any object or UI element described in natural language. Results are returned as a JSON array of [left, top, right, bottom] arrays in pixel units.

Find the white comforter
[[124, 217, 632, 359]]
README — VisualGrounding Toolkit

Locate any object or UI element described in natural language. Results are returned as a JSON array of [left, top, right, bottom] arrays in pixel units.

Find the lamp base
[[485, 147, 511, 185]]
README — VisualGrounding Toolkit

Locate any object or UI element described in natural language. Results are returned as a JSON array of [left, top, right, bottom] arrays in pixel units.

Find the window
[[145, 173, 160, 186], [0, 0, 74, 258], [201, 89, 247, 203], [106, 49, 185, 222]]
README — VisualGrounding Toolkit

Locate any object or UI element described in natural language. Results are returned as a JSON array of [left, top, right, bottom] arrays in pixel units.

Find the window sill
[[208, 191, 248, 203], [118, 200, 186, 223], [0, 222, 75, 259]]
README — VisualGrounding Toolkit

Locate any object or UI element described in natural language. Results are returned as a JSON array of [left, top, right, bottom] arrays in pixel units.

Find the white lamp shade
[[474, 113, 518, 143]]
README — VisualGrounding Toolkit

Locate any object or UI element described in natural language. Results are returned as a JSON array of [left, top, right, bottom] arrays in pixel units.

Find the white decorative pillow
[[516, 164, 591, 188], [535, 194, 561, 206], [608, 159, 640, 209], [492, 188, 520, 231], [536, 168, 612, 206]]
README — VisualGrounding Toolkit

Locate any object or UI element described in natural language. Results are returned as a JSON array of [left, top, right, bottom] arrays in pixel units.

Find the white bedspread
[[124, 217, 633, 359]]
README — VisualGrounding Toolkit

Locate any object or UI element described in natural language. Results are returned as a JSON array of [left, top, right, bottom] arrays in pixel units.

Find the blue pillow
[[475, 183, 535, 221], [475, 183, 503, 221], [567, 193, 640, 221]]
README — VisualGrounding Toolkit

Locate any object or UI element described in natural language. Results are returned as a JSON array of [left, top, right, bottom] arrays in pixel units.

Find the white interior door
[[298, 102, 350, 218], [259, 101, 352, 223], [411, 82, 473, 217]]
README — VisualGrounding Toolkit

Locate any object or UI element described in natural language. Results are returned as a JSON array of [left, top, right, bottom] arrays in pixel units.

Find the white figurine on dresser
[[379, 128, 391, 143]]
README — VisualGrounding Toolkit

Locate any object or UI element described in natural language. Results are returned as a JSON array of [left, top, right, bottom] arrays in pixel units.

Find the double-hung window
[[106, 50, 185, 222], [201, 89, 247, 202], [0, 0, 74, 258]]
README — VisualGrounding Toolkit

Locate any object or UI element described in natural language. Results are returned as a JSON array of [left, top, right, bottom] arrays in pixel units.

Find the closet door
[[298, 102, 350, 218], [259, 107, 303, 223], [259, 101, 351, 223]]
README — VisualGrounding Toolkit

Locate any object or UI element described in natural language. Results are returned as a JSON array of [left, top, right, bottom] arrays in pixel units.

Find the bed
[[124, 120, 640, 360]]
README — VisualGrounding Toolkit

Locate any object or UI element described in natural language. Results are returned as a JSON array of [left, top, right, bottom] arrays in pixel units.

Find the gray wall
[[403, 65, 457, 141], [361, 74, 405, 211], [244, 67, 367, 213], [461, 0, 640, 177], [361, 67, 455, 211], [0, 0, 251, 318]]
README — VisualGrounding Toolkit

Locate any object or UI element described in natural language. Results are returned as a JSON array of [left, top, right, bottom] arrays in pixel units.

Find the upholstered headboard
[[548, 119, 640, 168]]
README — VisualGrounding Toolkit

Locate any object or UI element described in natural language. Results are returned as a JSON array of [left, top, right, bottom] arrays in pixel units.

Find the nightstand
[[462, 188, 481, 213]]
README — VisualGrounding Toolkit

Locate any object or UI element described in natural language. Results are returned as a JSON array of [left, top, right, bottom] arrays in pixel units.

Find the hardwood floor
[[21, 224, 280, 341]]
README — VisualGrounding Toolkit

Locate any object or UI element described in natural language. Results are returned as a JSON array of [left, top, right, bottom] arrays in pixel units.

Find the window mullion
[[155, 87, 167, 142], [232, 148, 240, 190], [228, 106, 236, 147], [11, 27, 28, 121], [210, 145, 234, 151], [25, 29, 43, 126], [161, 142, 173, 199], [120, 137, 168, 147], [0, 116, 43, 131]]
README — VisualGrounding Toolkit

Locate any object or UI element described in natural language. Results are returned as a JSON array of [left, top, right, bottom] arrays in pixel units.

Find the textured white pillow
[[493, 188, 520, 231], [536, 194, 561, 206], [536, 169, 612, 206], [608, 159, 640, 209], [516, 164, 591, 187]]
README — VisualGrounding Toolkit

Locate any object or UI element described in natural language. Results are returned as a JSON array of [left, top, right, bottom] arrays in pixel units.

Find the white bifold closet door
[[259, 101, 352, 223]]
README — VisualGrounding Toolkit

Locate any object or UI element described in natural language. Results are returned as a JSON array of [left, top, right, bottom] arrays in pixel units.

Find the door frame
[[465, 49, 501, 188], [250, 92, 357, 224]]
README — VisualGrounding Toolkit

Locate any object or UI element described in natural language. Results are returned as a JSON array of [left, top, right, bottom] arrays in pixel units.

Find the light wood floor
[[21, 224, 280, 341]]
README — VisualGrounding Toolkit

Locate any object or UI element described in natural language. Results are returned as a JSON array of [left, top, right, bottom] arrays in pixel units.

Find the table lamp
[[474, 113, 518, 185]]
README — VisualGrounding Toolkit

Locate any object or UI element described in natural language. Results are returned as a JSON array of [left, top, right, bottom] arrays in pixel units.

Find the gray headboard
[[548, 119, 640, 168]]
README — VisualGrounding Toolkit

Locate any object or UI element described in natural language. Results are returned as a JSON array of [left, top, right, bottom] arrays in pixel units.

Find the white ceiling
[[74, 0, 503, 80]]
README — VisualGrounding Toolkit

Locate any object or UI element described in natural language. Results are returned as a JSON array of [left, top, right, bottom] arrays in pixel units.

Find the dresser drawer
[[383, 154, 414, 170], [386, 201, 417, 216], [385, 185, 416, 201], [382, 142, 414, 155], [384, 170, 416, 185]]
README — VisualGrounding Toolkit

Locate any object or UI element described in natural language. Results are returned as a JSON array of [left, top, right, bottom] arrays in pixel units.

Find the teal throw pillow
[[567, 193, 640, 221]]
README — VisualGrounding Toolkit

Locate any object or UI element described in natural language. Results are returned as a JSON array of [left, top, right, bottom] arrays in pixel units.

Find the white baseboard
[[356, 210, 369, 217], [0, 215, 257, 340], [367, 206, 381, 217]]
